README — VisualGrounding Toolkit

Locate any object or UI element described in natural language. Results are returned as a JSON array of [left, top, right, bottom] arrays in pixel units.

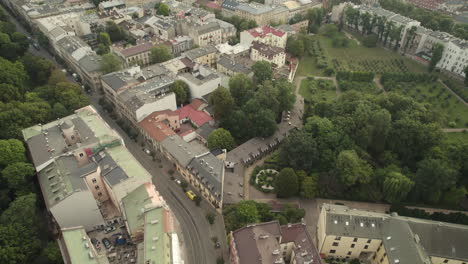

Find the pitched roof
[[246, 26, 285, 38], [280, 223, 321, 264], [120, 42, 154, 57], [139, 112, 177, 142], [175, 101, 213, 127], [251, 41, 285, 59]]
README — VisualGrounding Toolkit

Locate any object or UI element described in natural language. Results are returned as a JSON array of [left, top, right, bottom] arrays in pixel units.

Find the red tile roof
[[247, 26, 285, 38], [120, 42, 154, 57], [190, 98, 206, 111], [205, 2, 222, 10], [139, 112, 176, 142], [175, 102, 213, 127]]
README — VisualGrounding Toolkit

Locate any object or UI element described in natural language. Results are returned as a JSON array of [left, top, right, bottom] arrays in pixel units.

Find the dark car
[[102, 238, 112, 249], [32, 42, 40, 50]]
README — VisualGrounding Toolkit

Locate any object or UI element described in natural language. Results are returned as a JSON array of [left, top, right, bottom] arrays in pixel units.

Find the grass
[[300, 77, 337, 102], [296, 56, 323, 77], [338, 80, 383, 95], [445, 132, 468, 144], [387, 82, 468, 128]]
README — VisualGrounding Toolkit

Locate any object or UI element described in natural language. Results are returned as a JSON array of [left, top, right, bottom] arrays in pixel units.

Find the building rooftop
[[79, 54, 102, 73], [232, 221, 283, 264], [218, 55, 252, 75], [196, 122, 216, 141], [322, 204, 468, 263], [175, 102, 213, 127], [280, 223, 321, 264], [187, 152, 224, 199], [183, 45, 218, 60], [252, 41, 285, 59], [160, 135, 206, 167], [119, 42, 154, 58], [61, 227, 110, 264], [99, 0, 125, 9], [246, 26, 286, 38], [282, 1, 301, 10], [143, 207, 172, 263], [139, 110, 177, 142], [215, 43, 250, 56], [221, 0, 239, 11], [178, 65, 220, 86], [237, 2, 273, 15], [121, 183, 163, 235]]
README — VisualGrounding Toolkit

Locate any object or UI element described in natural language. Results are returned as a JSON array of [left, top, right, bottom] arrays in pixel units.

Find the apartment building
[[143, 16, 182, 40], [251, 41, 286, 67], [216, 43, 251, 58], [138, 110, 179, 152], [317, 204, 468, 264], [217, 55, 253, 77], [229, 221, 321, 264], [101, 65, 177, 124], [234, 2, 289, 26], [112, 42, 154, 67], [98, 0, 126, 11], [59, 227, 110, 264], [183, 45, 218, 67], [406, 0, 444, 11], [168, 36, 194, 56], [177, 65, 222, 99], [217, 19, 238, 43], [240, 26, 288, 48], [437, 39, 468, 77], [221, 0, 240, 17], [187, 22, 223, 47]]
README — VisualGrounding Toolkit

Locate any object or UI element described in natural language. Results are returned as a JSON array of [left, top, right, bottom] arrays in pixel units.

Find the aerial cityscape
[[0, 0, 467, 262]]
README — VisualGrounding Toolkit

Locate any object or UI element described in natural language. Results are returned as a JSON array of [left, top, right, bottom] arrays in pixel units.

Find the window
[[353, 238, 358, 242], [98, 192, 102, 196], [443, 261, 448, 264], [351, 244, 355, 248], [347, 251, 351, 256], [95, 185, 100, 190], [335, 236, 341, 241], [332, 242, 339, 247], [367, 239, 371, 243], [79, 153, 84, 157], [92, 178, 97, 183], [380, 257, 384, 262], [329, 250, 336, 254], [364, 245, 369, 250]]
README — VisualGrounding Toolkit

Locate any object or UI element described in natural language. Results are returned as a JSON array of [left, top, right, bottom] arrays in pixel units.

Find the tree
[[229, 73, 254, 106], [301, 174, 318, 199], [194, 195, 202, 206], [40, 242, 64, 264], [429, 43, 444, 72], [52, 102, 68, 119], [150, 45, 172, 63], [286, 38, 304, 57], [382, 171, 414, 203], [362, 35, 378, 47], [319, 24, 339, 38], [414, 158, 457, 204], [207, 128, 235, 151], [170, 80, 190, 105], [20, 53, 55, 86], [0, 57, 27, 90], [157, 3, 170, 16], [464, 66, 468, 86], [0, 139, 26, 167], [206, 212, 216, 225], [1, 162, 35, 193], [100, 53, 122, 74], [209, 86, 234, 120], [97, 32, 111, 47], [336, 150, 373, 187], [252, 61, 272, 84], [275, 168, 299, 198], [236, 200, 260, 224], [0, 83, 21, 102], [276, 78, 296, 113]]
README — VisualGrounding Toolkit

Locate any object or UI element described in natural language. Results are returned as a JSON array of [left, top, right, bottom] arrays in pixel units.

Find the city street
[[2, 7, 227, 264]]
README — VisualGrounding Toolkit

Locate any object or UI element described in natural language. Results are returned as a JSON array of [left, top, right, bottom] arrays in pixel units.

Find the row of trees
[[380, 0, 468, 40], [278, 91, 467, 206], [223, 200, 305, 232], [336, 71, 375, 82], [209, 62, 295, 143], [0, 8, 88, 262]]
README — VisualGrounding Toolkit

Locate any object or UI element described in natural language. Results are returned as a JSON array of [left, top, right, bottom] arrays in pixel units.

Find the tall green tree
[[336, 150, 373, 187], [301, 174, 318, 199], [464, 66, 468, 86], [228, 73, 254, 106], [20, 53, 55, 86], [157, 3, 170, 16], [1, 162, 35, 193], [252, 61, 272, 84], [429, 43, 444, 72], [275, 168, 299, 198], [170, 80, 190, 105], [415, 158, 457, 204], [0, 139, 26, 167], [382, 171, 414, 203], [150, 45, 172, 63], [207, 128, 235, 151], [209, 86, 234, 120], [100, 53, 122, 74]]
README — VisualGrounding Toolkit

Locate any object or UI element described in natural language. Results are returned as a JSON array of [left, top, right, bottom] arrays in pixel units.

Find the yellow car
[[186, 190, 197, 200]]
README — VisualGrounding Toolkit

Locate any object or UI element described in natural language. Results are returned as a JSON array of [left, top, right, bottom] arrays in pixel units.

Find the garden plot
[[300, 77, 337, 101]]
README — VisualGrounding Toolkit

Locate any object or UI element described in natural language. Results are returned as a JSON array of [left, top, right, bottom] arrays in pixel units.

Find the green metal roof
[[62, 227, 110, 264], [143, 207, 171, 264], [122, 185, 153, 235]]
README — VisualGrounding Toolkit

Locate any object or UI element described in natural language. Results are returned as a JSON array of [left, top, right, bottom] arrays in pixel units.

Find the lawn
[[445, 132, 468, 144], [386, 82, 468, 128], [300, 77, 337, 102], [296, 56, 323, 77]]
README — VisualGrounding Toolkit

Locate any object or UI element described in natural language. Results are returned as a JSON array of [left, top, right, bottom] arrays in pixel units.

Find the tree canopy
[[275, 168, 299, 198], [100, 53, 122, 74], [170, 80, 190, 106], [207, 128, 235, 151], [150, 45, 172, 64]]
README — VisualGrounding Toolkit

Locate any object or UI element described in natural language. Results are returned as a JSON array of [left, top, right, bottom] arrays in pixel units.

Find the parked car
[[174, 179, 181, 185], [32, 42, 40, 50], [102, 238, 112, 249], [104, 226, 116, 234], [186, 190, 196, 200]]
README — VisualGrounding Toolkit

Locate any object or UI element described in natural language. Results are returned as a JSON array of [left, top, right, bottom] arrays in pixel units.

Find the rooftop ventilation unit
[[151, 220, 159, 225]]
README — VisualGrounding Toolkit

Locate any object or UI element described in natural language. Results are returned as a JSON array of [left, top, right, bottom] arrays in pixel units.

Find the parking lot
[[87, 217, 138, 264]]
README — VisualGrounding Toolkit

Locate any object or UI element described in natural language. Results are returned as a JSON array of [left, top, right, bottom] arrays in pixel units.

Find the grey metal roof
[[323, 204, 468, 263], [93, 150, 129, 186], [188, 152, 224, 199], [236, 2, 272, 15], [56, 36, 88, 54], [196, 122, 216, 140], [161, 135, 205, 167], [183, 45, 218, 60], [217, 55, 252, 75], [78, 54, 102, 73], [118, 75, 174, 111], [101, 72, 128, 91], [221, 0, 239, 10]]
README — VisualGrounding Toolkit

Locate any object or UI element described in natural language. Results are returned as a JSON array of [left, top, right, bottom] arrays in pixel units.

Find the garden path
[[373, 75, 387, 94], [442, 128, 468, 132], [313, 76, 341, 95]]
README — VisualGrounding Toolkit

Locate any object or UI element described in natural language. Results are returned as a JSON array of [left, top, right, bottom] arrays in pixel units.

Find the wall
[[135, 93, 177, 122], [51, 191, 105, 231], [320, 235, 382, 260], [177, 74, 221, 99], [83, 167, 110, 203]]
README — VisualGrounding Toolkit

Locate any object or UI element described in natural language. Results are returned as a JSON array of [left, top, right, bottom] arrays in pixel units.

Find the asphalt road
[[3, 8, 228, 264]]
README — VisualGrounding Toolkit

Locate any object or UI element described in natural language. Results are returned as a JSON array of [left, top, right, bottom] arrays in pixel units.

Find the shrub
[[362, 35, 378, 48]]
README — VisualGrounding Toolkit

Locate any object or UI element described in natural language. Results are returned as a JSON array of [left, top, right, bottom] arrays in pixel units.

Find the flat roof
[[143, 207, 171, 262], [61, 227, 110, 264]]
